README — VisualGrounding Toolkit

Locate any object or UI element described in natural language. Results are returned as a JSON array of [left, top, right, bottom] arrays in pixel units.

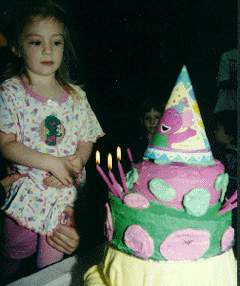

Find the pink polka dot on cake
[[124, 224, 153, 259], [221, 226, 234, 252], [123, 193, 149, 209], [160, 229, 210, 261], [104, 203, 113, 241]]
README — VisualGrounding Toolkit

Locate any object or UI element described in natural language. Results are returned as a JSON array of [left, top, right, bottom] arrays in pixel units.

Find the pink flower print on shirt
[[160, 228, 210, 261], [0, 78, 104, 233]]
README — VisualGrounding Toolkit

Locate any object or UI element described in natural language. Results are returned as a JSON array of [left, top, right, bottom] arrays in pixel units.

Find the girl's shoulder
[[0, 76, 24, 97], [68, 83, 87, 103]]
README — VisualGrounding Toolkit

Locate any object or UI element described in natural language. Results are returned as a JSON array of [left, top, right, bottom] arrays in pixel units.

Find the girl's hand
[[67, 154, 83, 177], [47, 155, 83, 187], [47, 207, 80, 254], [43, 175, 65, 189], [0, 173, 26, 194], [48, 157, 74, 186], [47, 224, 80, 254]]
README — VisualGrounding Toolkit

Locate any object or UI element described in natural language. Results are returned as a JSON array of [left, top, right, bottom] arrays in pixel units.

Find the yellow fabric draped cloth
[[84, 246, 237, 286]]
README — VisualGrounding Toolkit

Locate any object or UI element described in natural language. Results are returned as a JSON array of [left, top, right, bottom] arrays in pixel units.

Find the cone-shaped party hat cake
[[84, 65, 237, 286], [97, 61, 235, 260], [144, 65, 214, 166]]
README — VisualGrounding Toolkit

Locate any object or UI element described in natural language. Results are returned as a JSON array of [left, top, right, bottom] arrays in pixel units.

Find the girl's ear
[[11, 46, 17, 55], [11, 46, 21, 58]]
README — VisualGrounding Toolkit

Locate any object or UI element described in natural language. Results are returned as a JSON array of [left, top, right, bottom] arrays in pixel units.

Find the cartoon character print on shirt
[[40, 114, 65, 146], [150, 106, 196, 148]]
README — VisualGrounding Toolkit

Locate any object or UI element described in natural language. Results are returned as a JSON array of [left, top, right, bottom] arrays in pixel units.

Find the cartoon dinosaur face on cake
[[154, 107, 196, 148], [157, 108, 181, 134]]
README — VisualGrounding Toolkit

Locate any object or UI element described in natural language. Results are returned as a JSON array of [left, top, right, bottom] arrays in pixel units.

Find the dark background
[[0, 0, 238, 248], [67, 0, 237, 134], [1, 0, 237, 136]]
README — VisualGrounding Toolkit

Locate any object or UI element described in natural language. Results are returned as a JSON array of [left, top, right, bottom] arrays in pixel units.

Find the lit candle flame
[[108, 153, 112, 170], [96, 150, 100, 165], [117, 146, 121, 161]]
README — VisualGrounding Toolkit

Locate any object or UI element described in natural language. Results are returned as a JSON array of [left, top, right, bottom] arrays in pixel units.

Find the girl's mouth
[[41, 61, 54, 65]]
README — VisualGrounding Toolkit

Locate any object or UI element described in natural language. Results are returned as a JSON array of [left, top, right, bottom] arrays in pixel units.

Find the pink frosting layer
[[133, 160, 224, 209]]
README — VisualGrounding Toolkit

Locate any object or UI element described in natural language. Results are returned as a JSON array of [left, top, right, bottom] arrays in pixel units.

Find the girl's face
[[21, 17, 64, 79], [143, 108, 161, 135], [214, 123, 231, 146]]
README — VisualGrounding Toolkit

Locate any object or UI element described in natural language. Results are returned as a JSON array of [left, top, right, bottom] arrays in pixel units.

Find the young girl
[[128, 97, 163, 163], [0, 1, 104, 280]]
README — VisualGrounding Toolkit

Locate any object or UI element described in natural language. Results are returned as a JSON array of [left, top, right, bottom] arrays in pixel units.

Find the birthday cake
[[84, 66, 237, 286]]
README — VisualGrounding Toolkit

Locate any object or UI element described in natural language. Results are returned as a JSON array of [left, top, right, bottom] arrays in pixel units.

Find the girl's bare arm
[[0, 132, 53, 170], [76, 141, 93, 167], [0, 131, 73, 186], [43, 142, 93, 188]]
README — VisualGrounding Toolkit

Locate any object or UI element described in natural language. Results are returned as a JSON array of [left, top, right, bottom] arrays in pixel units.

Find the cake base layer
[[84, 246, 237, 286], [109, 196, 232, 261]]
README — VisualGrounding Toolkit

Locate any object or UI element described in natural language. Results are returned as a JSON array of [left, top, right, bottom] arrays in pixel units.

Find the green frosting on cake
[[183, 188, 210, 217], [126, 168, 139, 190], [109, 195, 232, 261], [149, 178, 176, 201], [214, 173, 229, 202]]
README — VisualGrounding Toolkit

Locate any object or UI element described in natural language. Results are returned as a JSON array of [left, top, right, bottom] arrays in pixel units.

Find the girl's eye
[[54, 41, 63, 46], [29, 41, 41, 46]]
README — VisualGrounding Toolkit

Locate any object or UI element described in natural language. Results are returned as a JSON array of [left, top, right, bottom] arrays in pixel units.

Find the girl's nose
[[151, 119, 158, 126], [42, 44, 52, 55]]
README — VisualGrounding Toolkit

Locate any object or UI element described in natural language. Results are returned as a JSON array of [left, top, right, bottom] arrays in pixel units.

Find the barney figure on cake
[[151, 105, 197, 148], [84, 66, 237, 286]]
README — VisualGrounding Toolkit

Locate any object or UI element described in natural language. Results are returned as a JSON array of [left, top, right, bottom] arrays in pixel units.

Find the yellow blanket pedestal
[[84, 246, 237, 286]]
